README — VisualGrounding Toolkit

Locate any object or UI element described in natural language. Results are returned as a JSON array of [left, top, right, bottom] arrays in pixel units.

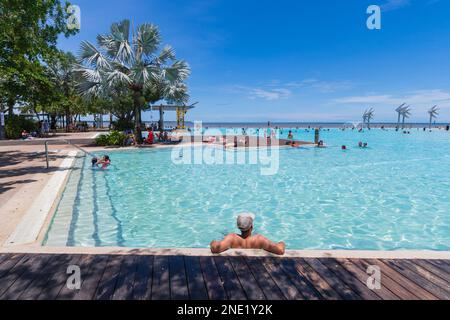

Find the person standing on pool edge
[[210, 213, 286, 255]]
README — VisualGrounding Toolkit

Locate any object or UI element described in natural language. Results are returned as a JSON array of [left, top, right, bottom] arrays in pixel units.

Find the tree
[[46, 51, 80, 129], [76, 19, 190, 143], [0, 0, 78, 113], [401, 106, 411, 129], [428, 105, 439, 129], [395, 103, 406, 130]]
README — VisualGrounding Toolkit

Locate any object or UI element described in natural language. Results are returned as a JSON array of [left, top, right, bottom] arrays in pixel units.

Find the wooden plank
[[400, 260, 449, 293], [351, 259, 419, 300], [213, 256, 246, 300], [320, 259, 380, 300], [184, 256, 208, 300], [261, 257, 303, 300], [0, 255, 42, 297], [291, 258, 341, 300], [302, 258, 360, 300], [384, 260, 449, 300], [168, 256, 189, 300], [0, 254, 12, 266], [413, 260, 450, 283], [428, 259, 450, 269], [73, 255, 109, 300], [245, 257, 285, 300], [198, 256, 227, 300], [365, 259, 437, 300], [1, 254, 52, 300], [276, 258, 321, 300], [151, 256, 170, 300], [93, 255, 123, 300], [0, 254, 24, 279], [19, 254, 68, 300], [37, 254, 83, 300], [337, 259, 399, 300], [229, 257, 265, 300], [112, 255, 139, 300], [57, 255, 97, 300], [131, 255, 154, 300]]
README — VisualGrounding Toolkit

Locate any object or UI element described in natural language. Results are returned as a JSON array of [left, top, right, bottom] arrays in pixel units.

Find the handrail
[[45, 139, 96, 169]]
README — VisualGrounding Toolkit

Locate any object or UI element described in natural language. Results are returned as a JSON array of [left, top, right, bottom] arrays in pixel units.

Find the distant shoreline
[[79, 119, 450, 129]]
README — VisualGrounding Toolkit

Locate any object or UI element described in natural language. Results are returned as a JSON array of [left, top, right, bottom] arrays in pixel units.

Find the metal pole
[[45, 141, 49, 169], [314, 128, 320, 145], [0, 112, 5, 140]]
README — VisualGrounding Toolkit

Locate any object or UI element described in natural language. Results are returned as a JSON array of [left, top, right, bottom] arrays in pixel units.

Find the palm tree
[[395, 103, 406, 129], [428, 105, 439, 129], [401, 106, 411, 129], [362, 110, 368, 129], [365, 108, 374, 129], [75, 20, 190, 143]]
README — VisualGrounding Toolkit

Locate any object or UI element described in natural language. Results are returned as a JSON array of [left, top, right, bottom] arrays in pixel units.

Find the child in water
[[92, 155, 111, 169]]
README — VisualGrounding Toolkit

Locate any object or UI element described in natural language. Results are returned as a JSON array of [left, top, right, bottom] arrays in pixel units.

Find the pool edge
[[1, 246, 449, 260]]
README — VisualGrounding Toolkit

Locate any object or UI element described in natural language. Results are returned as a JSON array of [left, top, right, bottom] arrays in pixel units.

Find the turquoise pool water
[[45, 128, 450, 250]]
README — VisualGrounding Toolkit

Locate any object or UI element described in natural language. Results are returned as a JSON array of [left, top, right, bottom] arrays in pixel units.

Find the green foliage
[[94, 134, 109, 146], [5, 115, 38, 139], [0, 0, 79, 114], [111, 119, 134, 131], [95, 130, 127, 146]]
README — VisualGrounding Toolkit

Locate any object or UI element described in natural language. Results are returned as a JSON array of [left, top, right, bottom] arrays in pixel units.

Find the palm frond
[[164, 82, 189, 104], [134, 23, 161, 59], [163, 60, 190, 82], [79, 41, 110, 69], [105, 69, 132, 88], [157, 45, 175, 64]]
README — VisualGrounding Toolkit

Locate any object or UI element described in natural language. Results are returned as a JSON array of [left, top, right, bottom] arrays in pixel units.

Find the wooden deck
[[0, 253, 448, 300]]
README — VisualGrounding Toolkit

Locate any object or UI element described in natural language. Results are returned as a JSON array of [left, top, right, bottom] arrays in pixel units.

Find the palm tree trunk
[[397, 113, 401, 129], [402, 116, 405, 129], [159, 107, 164, 132], [429, 115, 432, 129], [133, 90, 143, 144]]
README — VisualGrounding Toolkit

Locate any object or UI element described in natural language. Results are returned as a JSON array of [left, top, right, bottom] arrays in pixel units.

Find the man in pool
[[210, 213, 286, 255]]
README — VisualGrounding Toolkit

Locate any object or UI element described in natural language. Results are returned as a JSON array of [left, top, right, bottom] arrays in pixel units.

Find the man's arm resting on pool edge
[[210, 235, 235, 254], [257, 236, 286, 255]]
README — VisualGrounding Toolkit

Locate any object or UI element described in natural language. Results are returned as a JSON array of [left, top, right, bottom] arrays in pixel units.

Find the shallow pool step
[[91, 171, 123, 246], [44, 156, 84, 246]]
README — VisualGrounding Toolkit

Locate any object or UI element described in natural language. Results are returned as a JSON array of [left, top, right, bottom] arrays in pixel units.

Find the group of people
[[144, 128, 169, 145], [358, 141, 368, 148], [341, 142, 369, 150]]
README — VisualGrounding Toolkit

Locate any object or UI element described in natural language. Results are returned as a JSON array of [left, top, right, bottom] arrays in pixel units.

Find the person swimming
[[210, 213, 285, 255], [341, 145, 347, 150], [287, 131, 294, 139], [92, 155, 111, 169]]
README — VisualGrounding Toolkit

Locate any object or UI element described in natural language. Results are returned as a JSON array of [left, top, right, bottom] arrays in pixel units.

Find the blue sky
[[59, 0, 450, 123]]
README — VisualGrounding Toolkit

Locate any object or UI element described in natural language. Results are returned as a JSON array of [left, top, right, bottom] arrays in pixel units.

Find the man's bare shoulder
[[251, 234, 271, 242]]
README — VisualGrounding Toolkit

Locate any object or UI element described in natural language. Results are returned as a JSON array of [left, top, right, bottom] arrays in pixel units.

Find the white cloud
[[249, 88, 292, 101], [334, 89, 450, 110], [381, 0, 411, 12], [285, 79, 354, 93]]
